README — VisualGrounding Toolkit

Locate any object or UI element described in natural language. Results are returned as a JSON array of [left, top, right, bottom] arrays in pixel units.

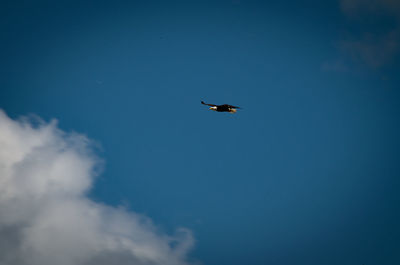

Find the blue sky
[[1, 1, 400, 264]]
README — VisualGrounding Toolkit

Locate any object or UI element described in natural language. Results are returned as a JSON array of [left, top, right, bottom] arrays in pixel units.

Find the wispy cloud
[[0, 110, 195, 265], [339, 30, 399, 68], [340, 0, 400, 17], [339, 0, 400, 69]]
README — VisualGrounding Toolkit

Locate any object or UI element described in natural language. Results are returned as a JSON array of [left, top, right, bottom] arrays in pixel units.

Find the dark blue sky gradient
[[1, 1, 400, 264]]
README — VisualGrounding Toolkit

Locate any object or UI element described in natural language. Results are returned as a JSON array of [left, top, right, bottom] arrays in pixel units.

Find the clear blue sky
[[1, 0, 400, 264]]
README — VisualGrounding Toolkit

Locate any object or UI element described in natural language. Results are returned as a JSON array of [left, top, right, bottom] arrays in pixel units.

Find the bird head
[[209, 106, 217, 111]]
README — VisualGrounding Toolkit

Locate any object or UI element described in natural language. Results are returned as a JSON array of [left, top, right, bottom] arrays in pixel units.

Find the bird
[[201, 101, 241, 113]]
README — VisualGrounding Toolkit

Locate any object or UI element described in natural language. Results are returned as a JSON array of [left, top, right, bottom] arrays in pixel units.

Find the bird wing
[[225, 104, 241, 109], [201, 101, 217, 107]]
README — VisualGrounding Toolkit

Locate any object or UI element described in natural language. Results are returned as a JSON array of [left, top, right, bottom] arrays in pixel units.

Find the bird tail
[[229, 109, 237, 113]]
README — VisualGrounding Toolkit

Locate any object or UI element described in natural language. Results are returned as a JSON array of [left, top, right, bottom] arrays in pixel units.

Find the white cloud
[[340, 0, 400, 17], [338, 0, 400, 69], [340, 30, 399, 69], [0, 110, 195, 265]]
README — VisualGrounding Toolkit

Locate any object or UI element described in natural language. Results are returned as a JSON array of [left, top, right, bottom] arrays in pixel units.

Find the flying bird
[[201, 101, 241, 113]]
